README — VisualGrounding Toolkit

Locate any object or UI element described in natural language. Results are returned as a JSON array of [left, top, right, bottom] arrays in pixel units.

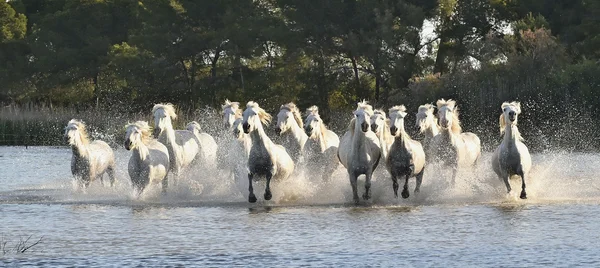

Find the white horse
[[186, 121, 218, 168], [387, 106, 426, 199], [231, 117, 252, 184], [303, 106, 340, 182], [64, 119, 116, 188], [216, 100, 243, 177], [152, 103, 201, 180], [430, 99, 481, 185], [242, 101, 295, 203], [492, 101, 531, 199], [415, 103, 440, 157], [222, 99, 241, 129], [370, 109, 394, 162], [124, 121, 170, 196], [337, 101, 381, 204], [275, 102, 308, 163]]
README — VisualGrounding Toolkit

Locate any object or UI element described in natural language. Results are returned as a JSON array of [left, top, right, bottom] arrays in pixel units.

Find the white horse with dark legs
[[124, 121, 170, 196], [64, 119, 116, 188], [415, 103, 440, 157], [337, 101, 381, 204], [275, 102, 308, 163], [242, 101, 295, 203], [430, 99, 481, 185], [152, 103, 201, 182], [387, 106, 426, 199], [186, 121, 218, 168], [303, 106, 340, 182], [370, 109, 394, 162], [492, 101, 531, 199]]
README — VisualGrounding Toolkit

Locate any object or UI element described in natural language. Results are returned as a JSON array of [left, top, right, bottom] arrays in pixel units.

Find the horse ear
[[499, 113, 506, 134]]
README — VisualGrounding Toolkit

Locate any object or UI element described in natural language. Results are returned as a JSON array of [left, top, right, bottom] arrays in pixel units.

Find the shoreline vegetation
[[1, 1, 599, 151]]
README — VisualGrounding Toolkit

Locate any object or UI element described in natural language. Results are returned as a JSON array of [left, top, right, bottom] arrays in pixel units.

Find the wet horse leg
[[349, 172, 359, 204], [248, 173, 257, 203], [401, 174, 410, 199], [391, 174, 399, 198], [503, 175, 511, 194], [519, 170, 527, 199], [264, 172, 273, 201], [415, 167, 424, 194], [363, 171, 372, 201]]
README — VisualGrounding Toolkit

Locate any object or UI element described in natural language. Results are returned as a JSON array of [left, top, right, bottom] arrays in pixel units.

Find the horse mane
[[281, 102, 304, 128], [126, 121, 153, 144], [373, 109, 387, 118], [68, 119, 90, 145], [152, 103, 177, 119], [222, 99, 242, 117], [356, 100, 374, 115], [389, 105, 407, 114], [418, 103, 434, 114], [246, 101, 272, 125], [436, 98, 462, 134]]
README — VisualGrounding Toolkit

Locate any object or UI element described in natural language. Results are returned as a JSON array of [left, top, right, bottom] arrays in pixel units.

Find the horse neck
[[395, 123, 411, 145], [440, 127, 456, 144], [427, 118, 440, 138], [133, 141, 150, 161], [351, 124, 367, 153], [503, 124, 519, 146], [284, 121, 305, 143], [250, 125, 272, 148], [160, 126, 182, 156], [71, 138, 89, 159]]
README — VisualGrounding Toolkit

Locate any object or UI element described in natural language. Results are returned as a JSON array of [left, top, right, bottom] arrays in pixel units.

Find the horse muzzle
[[275, 126, 282, 135], [390, 126, 397, 136], [124, 141, 132, 150], [152, 128, 161, 138], [439, 120, 448, 128], [361, 122, 369, 132], [371, 124, 378, 133], [305, 126, 313, 136], [243, 123, 250, 134]]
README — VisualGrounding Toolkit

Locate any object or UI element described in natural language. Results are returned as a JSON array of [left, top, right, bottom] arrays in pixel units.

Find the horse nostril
[[390, 126, 397, 134]]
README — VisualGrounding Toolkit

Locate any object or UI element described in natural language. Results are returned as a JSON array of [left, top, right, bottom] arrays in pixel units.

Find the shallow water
[[1, 146, 600, 266]]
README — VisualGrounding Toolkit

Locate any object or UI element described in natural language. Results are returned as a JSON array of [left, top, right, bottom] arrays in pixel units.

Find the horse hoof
[[264, 191, 272, 201], [248, 194, 257, 203], [362, 193, 371, 200], [401, 189, 410, 199], [520, 191, 527, 199]]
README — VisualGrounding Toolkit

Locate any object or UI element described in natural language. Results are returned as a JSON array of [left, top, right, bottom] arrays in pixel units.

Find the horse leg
[[392, 174, 399, 198], [161, 175, 168, 195], [519, 171, 527, 199], [264, 172, 273, 201], [451, 165, 458, 187], [503, 175, 511, 194], [349, 173, 359, 204], [248, 173, 257, 203], [415, 166, 424, 194], [363, 171, 372, 201], [107, 166, 116, 187], [401, 174, 410, 199]]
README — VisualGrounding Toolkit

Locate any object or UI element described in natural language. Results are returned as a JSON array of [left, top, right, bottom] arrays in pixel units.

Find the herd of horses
[[63, 99, 532, 204]]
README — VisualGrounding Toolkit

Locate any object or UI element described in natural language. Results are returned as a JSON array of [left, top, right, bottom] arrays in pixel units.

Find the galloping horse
[[430, 99, 481, 185], [337, 101, 381, 204], [152, 103, 201, 181], [303, 106, 340, 182], [276, 102, 308, 163], [124, 121, 170, 196], [64, 119, 116, 188], [492, 101, 531, 199], [242, 101, 295, 203], [386, 106, 426, 199], [415, 103, 440, 158]]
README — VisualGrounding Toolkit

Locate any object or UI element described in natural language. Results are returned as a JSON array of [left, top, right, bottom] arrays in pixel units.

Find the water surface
[[1, 146, 600, 267]]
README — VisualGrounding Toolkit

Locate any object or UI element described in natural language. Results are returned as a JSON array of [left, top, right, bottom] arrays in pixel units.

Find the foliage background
[[0, 0, 599, 150]]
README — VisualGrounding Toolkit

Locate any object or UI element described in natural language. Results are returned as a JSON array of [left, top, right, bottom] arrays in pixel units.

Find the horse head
[[242, 101, 271, 134], [388, 105, 408, 136], [64, 119, 89, 146], [436, 99, 462, 134], [152, 103, 177, 137], [222, 99, 240, 129], [354, 100, 373, 133], [304, 105, 323, 138], [276, 103, 302, 135], [416, 103, 436, 133], [124, 121, 151, 150], [370, 110, 388, 134], [500, 101, 522, 137]]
